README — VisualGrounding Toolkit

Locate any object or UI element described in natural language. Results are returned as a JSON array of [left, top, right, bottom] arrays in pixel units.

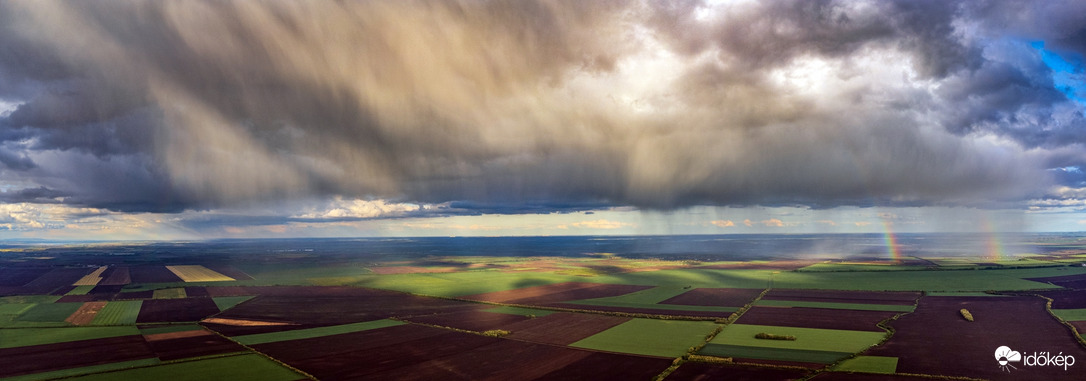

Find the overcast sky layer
[[1, 0, 1085, 240]]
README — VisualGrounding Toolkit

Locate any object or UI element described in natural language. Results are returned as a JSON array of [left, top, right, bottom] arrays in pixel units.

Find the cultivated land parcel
[[1, 236, 1086, 380]]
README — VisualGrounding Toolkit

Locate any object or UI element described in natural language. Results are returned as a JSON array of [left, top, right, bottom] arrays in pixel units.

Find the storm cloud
[[0, 0, 1084, 216]]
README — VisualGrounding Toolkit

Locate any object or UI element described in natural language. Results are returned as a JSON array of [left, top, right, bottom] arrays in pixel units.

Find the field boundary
[[1034, 293, 1086, 350], [198, 324, 319, 380], [800, 289, 923, 380], [651, 287, 771, 381]]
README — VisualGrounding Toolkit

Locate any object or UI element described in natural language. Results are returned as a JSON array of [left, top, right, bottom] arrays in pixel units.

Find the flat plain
[[0, 236, 1084, 380]]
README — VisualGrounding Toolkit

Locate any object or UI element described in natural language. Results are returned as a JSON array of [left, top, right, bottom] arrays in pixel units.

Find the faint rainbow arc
[[980, 216, 1004, 261]]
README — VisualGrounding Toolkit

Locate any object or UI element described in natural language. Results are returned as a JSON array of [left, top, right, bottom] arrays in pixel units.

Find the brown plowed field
[[0, 335, 155, 378], [65, 301, 108, 325], [206, 286, 250, 297], [252, 324, 449, 359], [762, 289, 920, 305], [21, 268, 93, 294], [145, 333, 246, 361], [98, 266, 131, 285], [1071, 321, 1086, 335], [129, 266, 182, 283], [203, 264, 254, 280], [360, 338, 591, 380], [137, 298, 221, 323], [533, 351, 674, 380], [0, 267, 50, 287], [212, 290, 478, 325], [183, 286, 210, 297], [89, 285, 124, 295], [545, 303, 730, 317], [503, 312, 631, 345], [202, 322, 327, 337], [1026, 273, 1086, 289], [144, 329, 213, 341], [256, 326, 499, 379], [403, 308, 532, 332], [1037, 290, 1086, 309], [660, 288, 765, 307], [809, 372, 942, 380], [461, 282, 653, 304], [665, 362, 809, 380], [113, 290, 154, 300], [736, 306, 897, 331], [48, 285, 76, 296], [863, 296, 1086, 380]]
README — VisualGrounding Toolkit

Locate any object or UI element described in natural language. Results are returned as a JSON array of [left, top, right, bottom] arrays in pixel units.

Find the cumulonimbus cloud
[[0, 0, 1082, 215]]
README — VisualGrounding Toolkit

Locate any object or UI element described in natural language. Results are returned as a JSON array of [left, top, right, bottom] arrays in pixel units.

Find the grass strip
[[698, 343, 851, 364], [831, 355, 898, 374], [234, 319, 404, 346], [754, 300, 914, 312], [3, 358, 161, 381]]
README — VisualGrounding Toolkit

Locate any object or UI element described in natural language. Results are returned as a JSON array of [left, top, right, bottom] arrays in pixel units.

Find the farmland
[[0, 235, 1083, 379]]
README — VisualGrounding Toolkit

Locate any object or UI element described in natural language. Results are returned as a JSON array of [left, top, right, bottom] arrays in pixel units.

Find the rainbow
[[881, 220, 903, 263], [980, 216, 1004, 261]]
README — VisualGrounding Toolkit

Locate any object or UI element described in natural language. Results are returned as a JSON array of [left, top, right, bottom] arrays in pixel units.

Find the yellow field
[[72, 266, 109, 286], [153, 288, 187, 299], [165, 265, 235, 282]]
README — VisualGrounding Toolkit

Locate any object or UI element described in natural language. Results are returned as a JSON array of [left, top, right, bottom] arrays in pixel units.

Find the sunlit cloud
[[571, 219, 636, 230], [0, 1, 1085, 238], [710, 219, 735, 228]]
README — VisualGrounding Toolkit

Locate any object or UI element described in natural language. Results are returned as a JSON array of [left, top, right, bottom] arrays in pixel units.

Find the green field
[[832, 355, 899, 373], [0, 303, 35, 316], [0, 326, 139, 348], [710, 324, 886, 353], [66, 354, 302, 381], [765, 267, 1085, 291], [925, 291, 1004, 297], [698, 343, 852, 363], [1052, 308, 1086, 321], [66, 285, 97, 295], [5, 359, 162, 381], [482, 306, 555, 317], [797, 263, 931, 272], [213, 296, 254, 311], [566, 285, 740, 313], [0, 295, 60, 304], [348, 266, 1086, 297], [15, 302, 82, 323], [234, 319, 405, 345], [90, 301, 143, 326], [351, 271, 580, 297], [754, 300, 914, 312], [571, 318, 717, 358]]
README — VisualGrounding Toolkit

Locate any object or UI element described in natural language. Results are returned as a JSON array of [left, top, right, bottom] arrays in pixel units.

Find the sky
[[1, 0, 1086, 240]]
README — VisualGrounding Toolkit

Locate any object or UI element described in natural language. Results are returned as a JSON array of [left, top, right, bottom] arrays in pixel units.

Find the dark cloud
[[0, 186, 63, 204], [0, 0, 1082, 215]]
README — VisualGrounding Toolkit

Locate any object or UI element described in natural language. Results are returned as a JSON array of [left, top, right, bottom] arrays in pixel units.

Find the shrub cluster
[[481, 329, 510, 337], [755, 332, 797, 341]]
